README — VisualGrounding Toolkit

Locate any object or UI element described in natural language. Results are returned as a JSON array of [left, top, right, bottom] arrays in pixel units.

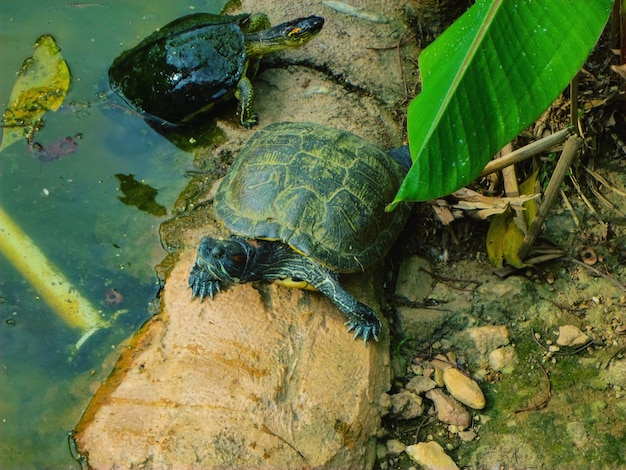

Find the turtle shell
[[215, 122, 411, 272], [108, 13, 249, 125]]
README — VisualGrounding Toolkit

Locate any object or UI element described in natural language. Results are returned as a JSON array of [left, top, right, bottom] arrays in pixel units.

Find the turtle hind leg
[[241, 13, 271, 34]]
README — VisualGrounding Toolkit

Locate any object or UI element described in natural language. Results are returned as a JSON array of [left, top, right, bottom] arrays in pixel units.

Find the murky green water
[[1, 1, 225, 467]]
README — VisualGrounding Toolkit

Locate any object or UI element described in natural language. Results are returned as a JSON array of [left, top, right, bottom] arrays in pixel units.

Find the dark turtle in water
[[188, 122, 411, 342], [109, 13, 324, 128]]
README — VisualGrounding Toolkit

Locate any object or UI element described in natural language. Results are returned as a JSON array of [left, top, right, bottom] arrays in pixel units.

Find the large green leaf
[[390, 0, 612, 206]]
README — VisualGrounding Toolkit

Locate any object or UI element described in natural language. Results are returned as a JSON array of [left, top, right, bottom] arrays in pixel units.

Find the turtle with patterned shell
[[189, 122, 411, 342]]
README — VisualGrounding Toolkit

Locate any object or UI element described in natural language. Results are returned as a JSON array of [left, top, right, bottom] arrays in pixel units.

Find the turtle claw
[[346, 320, 379, 344], [189, 263, 221, 301]]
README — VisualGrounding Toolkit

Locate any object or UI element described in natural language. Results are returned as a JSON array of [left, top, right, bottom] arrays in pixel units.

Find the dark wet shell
[[215, 122, 411, 272], [108, 13, 248, 125]]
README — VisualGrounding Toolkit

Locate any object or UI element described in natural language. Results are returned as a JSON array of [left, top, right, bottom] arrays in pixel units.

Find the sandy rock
[[390, 390, 424, 419], [556, 325, 590, 347], [489, 346, 518, 373], [405, 375, 437, 395], [405, 441, 459, 470], [395, 256, 433, 303], [467, 325, 511, 354], [396, 307, 454, 343], [442, 368, 485, 410], [74, 250, 390, 468], [425, 389, 471, 427]]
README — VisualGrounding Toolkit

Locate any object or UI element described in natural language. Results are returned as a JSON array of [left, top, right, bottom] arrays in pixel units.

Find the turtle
[[108, 13, 324, 128], [188, 122, 412, 343]]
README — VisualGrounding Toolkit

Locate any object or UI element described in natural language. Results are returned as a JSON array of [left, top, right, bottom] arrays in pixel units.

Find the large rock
[[74, 248, 390, 468]]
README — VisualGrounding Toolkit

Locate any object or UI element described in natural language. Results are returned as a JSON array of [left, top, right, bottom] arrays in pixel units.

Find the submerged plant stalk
[[0, 206, 104, 344]]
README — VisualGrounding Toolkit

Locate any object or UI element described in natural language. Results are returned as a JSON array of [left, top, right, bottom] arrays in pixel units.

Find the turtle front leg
[[189, 262, 222, 300], [235, 76, 258, 128], [260, 246, 382, 343]]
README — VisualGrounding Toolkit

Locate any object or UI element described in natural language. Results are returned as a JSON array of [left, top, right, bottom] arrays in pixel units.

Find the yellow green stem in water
[[0, 206, 105, 340]]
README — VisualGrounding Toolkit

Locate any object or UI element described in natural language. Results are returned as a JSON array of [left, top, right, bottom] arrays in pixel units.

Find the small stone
[[405, 441, 459, 470], [431, 353, 454, 371], [467, 325, 510, 354], [488, 346, 517, 373], [425, 389, 471, 427], [395, 256, 433, 303], [406, 376, 437, 395], [442, 368, 486, 410], [386, 438, 406, 455], [434, 368, 445, 387], [458, 430, 477, 442], [556, 325, 590, 347], [390, 390, 424, 419]]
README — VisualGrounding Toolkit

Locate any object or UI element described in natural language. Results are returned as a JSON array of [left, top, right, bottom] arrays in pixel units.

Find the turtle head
[[280, 16, 325, 47], [245, 16, 324, 53], [193, 236, 255, 284]]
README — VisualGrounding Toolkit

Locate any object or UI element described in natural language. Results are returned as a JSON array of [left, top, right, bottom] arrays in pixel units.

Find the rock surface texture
[[74, 249, 390, 468]]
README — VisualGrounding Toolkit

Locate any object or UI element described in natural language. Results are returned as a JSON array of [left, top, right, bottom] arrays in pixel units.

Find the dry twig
[[518, 135, 582, 259], [515, 359, 551, 413]]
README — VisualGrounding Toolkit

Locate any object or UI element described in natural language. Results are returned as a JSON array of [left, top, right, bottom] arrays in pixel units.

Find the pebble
[[405, 441, 459, 470], [556, 324, 590, 347], [425, 389, 471, 427], [443, 368, 486, 410], [386, 438, 406, 455], [406, 375, 437, 395], [458, 430, 477, 442], [488, 346, 517, 372], [390, 390, 424, 419]]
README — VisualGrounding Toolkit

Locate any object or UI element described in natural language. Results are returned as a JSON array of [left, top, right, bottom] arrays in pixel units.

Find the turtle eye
[[211, 247, 225, 259], [289, 27, 302, 36], [232, 254, 246, 265]]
